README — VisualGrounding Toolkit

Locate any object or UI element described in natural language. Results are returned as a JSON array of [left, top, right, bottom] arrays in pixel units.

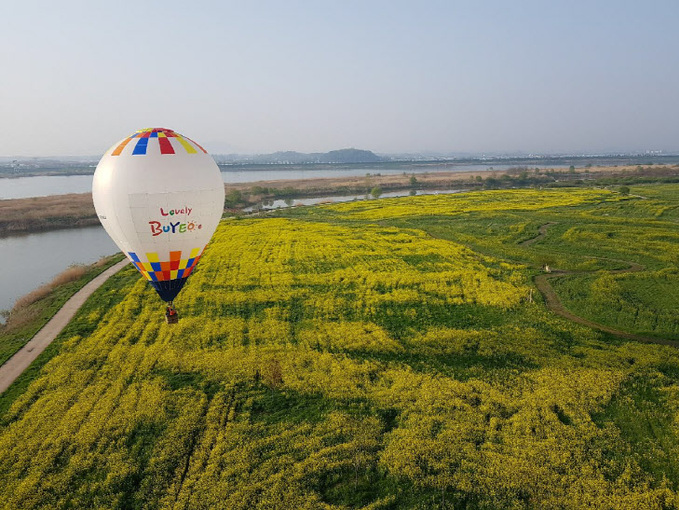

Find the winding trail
[[521, 222, 557, 247], [0, 259, 129, 394], [525, 223, 679, 348]]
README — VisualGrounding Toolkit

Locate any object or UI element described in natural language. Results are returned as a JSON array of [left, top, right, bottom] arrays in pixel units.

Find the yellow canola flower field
[[1, 189, 679, 509], [324, 187, 612, 220]]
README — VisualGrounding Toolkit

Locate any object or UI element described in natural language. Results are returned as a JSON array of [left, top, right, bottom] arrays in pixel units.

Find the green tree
[[225, 189, 243, 207], [370, 186, 383, 198], [250, 185, 268, 195], [484, 177, 500, 189]]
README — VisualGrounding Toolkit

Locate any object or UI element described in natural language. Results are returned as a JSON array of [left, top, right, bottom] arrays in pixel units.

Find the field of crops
[[1, 185, 679, 508]]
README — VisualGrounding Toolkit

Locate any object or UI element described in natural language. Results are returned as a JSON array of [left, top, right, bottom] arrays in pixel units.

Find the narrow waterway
[[244, 188, 465, 212]]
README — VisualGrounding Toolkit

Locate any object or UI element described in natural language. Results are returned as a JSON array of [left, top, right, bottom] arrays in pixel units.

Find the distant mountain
[[215, 148, 384, 165]]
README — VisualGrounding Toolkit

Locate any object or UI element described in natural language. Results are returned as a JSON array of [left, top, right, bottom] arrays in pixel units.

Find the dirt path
[[527, 223, 679, 348], [521, 222, 557, 247], [0, 259, 129, 394]]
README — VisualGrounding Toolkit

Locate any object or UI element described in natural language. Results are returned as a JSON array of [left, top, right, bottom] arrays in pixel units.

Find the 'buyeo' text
[[149, 220, 202, 236], [149, 205, 201, 236]]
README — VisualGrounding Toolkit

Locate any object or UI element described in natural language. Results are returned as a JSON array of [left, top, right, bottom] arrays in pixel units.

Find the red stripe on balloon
[[158, 137, 175, 154]]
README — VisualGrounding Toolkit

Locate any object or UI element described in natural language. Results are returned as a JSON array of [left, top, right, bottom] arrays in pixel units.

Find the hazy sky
[[2, 0, 678, 156]]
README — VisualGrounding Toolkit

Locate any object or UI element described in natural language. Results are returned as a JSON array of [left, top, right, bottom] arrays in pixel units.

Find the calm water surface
[[0, 164, 506, 199], [0, 175, 95, 199], [0, 226, 118, 313]]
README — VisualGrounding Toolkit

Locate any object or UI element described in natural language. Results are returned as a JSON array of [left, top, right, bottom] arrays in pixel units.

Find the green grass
[[592, 368, 679, 490], [552, 272, 679, 340]]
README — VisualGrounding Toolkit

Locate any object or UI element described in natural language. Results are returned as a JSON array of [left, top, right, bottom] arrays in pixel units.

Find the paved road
[[0, 259, 129, 394]]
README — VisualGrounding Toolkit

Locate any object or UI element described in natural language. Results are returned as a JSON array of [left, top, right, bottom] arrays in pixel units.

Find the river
[[0, 226, 118, 314], [0, 163, 505, 200], [0, 175, 95, 200]]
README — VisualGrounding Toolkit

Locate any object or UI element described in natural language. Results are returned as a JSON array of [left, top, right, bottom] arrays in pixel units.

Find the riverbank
[[0, 259, 129, 395], [0, 255, 128, 413], [2, 163, 678, 236], [0, 193, 98, 237], [0, 254, 123, 363]]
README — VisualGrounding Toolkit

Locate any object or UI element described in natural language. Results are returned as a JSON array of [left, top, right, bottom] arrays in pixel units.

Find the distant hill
[[215, 148, 384, 165], [320, 149, 383, 163]]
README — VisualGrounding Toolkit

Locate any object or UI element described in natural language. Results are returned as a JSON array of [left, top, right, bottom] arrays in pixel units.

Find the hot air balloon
[[92, 128, 225, 322]]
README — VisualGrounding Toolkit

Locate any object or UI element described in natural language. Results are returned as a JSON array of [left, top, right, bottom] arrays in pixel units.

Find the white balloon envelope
[[92, 128, 225, 304]]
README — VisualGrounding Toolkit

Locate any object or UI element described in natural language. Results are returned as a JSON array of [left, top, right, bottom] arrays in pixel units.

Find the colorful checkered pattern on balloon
[[111, 128, 207, 157], [127, 248, 203, 282]]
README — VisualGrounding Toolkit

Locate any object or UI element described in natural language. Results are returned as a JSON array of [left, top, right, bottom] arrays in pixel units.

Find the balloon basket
[[165, 302, 179, 324]]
